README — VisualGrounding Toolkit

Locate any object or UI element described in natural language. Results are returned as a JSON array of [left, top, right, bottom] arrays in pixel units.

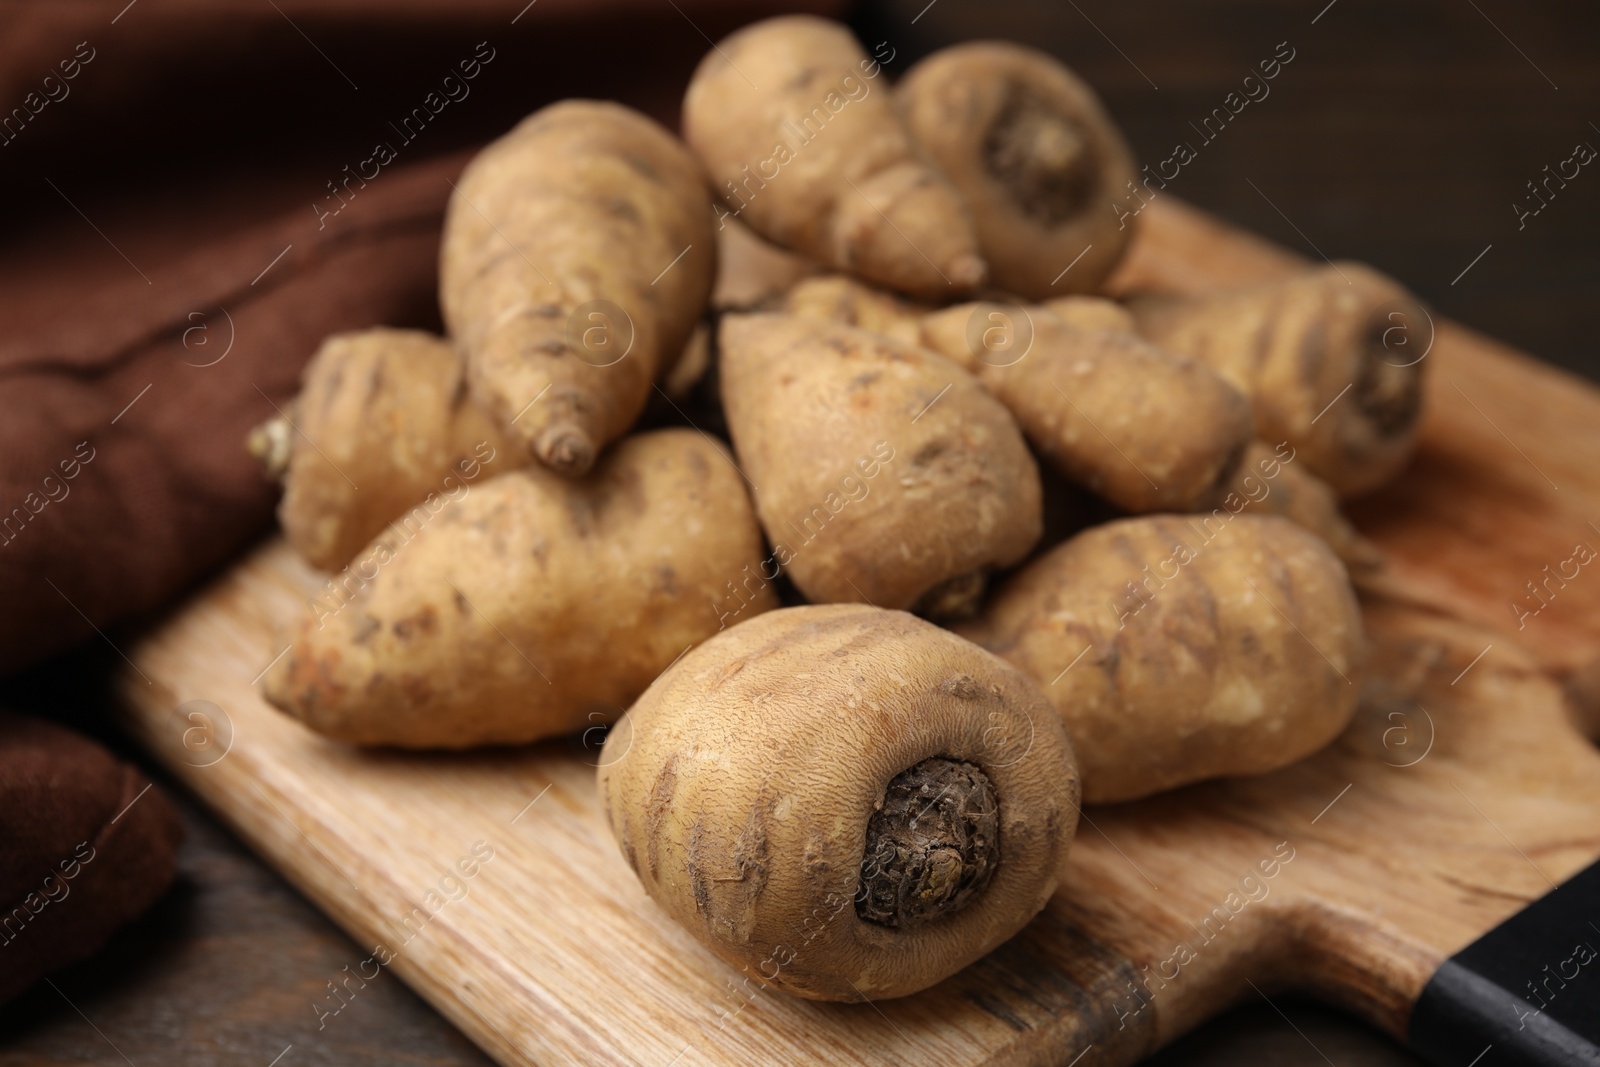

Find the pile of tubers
[[252, 15, 1424, 1003]]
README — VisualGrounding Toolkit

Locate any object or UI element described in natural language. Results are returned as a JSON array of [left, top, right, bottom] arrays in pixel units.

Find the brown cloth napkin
[[0, 150, 465, 674], [0, 711, 184, 1003]]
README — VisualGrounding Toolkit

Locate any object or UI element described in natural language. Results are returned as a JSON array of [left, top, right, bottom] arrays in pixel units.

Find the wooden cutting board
[[115, 197, 1600, 1067]]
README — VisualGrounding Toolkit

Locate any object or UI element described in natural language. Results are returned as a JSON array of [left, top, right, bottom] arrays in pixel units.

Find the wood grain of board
[[116, 198, 1600, 1067]]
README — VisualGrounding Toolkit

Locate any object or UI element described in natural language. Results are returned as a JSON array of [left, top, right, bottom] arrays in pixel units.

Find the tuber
[[1130, 262, 1430, 496], [683, 16, 986, 300], [440, 101, 715, 477], [263, 429, 774, 748], [598, 604, 1078, 1001], [775, 273, 929, 346], [958, 514, 1364, 803], [1039, 293, 1136, 334], [250, 328, 520, 572], [918, 297, 1254, 514], [713, 215, 820, 311], [718, 312, 1042, 616], [1205, 441, 1382, 571], [896, 41, 1138, 299]]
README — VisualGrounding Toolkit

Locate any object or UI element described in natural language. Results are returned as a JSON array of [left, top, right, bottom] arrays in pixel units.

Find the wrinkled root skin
[[684, 16, 986, 301], [598, 605, 1080, 1001], [960, 514, 1365, 803], [441, 101, 715, 479], [1130, 263, 1430, 497]]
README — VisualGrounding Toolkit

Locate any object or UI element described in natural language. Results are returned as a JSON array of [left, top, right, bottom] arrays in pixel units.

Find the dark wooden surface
[[0, 758, 495, 1067], [0, 697, 1427, 1067], [1, 0, 1596, 1064]]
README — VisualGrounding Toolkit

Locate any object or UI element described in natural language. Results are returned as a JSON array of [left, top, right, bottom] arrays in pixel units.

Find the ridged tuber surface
[[259, 328, 521, 572], [920, 298, 1254, 514], [263, 429, 774, 748], [896, 41, 1138, 299], [598, 604, 1079, 1001], [1040, 294, 1137, 334], [441, 101, 716, 477], [776, 274, 930, 346], [1205, 441, 1382, 571], [718, 312, 1042, 613], [958, 514, 1364, 803], [1131, 262, 1430, 497], [683, 16, 986, 300]]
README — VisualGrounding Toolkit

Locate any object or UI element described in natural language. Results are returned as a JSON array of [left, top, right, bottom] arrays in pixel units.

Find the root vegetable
[[776, 274, 929, 346], [1039, 294, 1136, 334], [713, 216, 820, 310], [1130, 262, 1430, 496], [440, 101, 715, 477], [659, 321, 712, 404], [958, 514, 1364, 803], [250, 328, 520, 572], [262, 429, 774, 748], [683, 16, 986, 300], [774, 279, 1252, 516], [920, 299, 1253, 514], [896, 41, 1138, 299], [718, 313, 1042, 615], [1207, 441, 1381, 571], [598, 603, 1079, 1001]]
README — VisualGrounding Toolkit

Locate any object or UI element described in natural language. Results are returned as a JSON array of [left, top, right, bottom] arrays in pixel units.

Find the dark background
[[2, 1, 1595, 1064], [4, 0, 1596, 379], [866, 0, 1599, 381]]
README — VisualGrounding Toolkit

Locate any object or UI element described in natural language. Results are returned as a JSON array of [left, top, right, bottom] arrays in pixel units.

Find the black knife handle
[[1408, 859, 1600, 1067]]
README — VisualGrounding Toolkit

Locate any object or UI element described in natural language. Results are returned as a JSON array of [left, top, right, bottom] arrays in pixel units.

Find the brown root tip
[[947, 253, 988, 293], [536, 428, 596, 477], [1356, 342, 1424, 438], [984, 89, 1097, 226], [246, 415, 294, 482], [912, 571, 988, 622], [856, 757, 999, 929]]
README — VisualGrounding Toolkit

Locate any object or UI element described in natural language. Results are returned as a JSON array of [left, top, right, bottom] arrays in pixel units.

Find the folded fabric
[[0, 711, 184, 1003], [0, 150, 470, 674]]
